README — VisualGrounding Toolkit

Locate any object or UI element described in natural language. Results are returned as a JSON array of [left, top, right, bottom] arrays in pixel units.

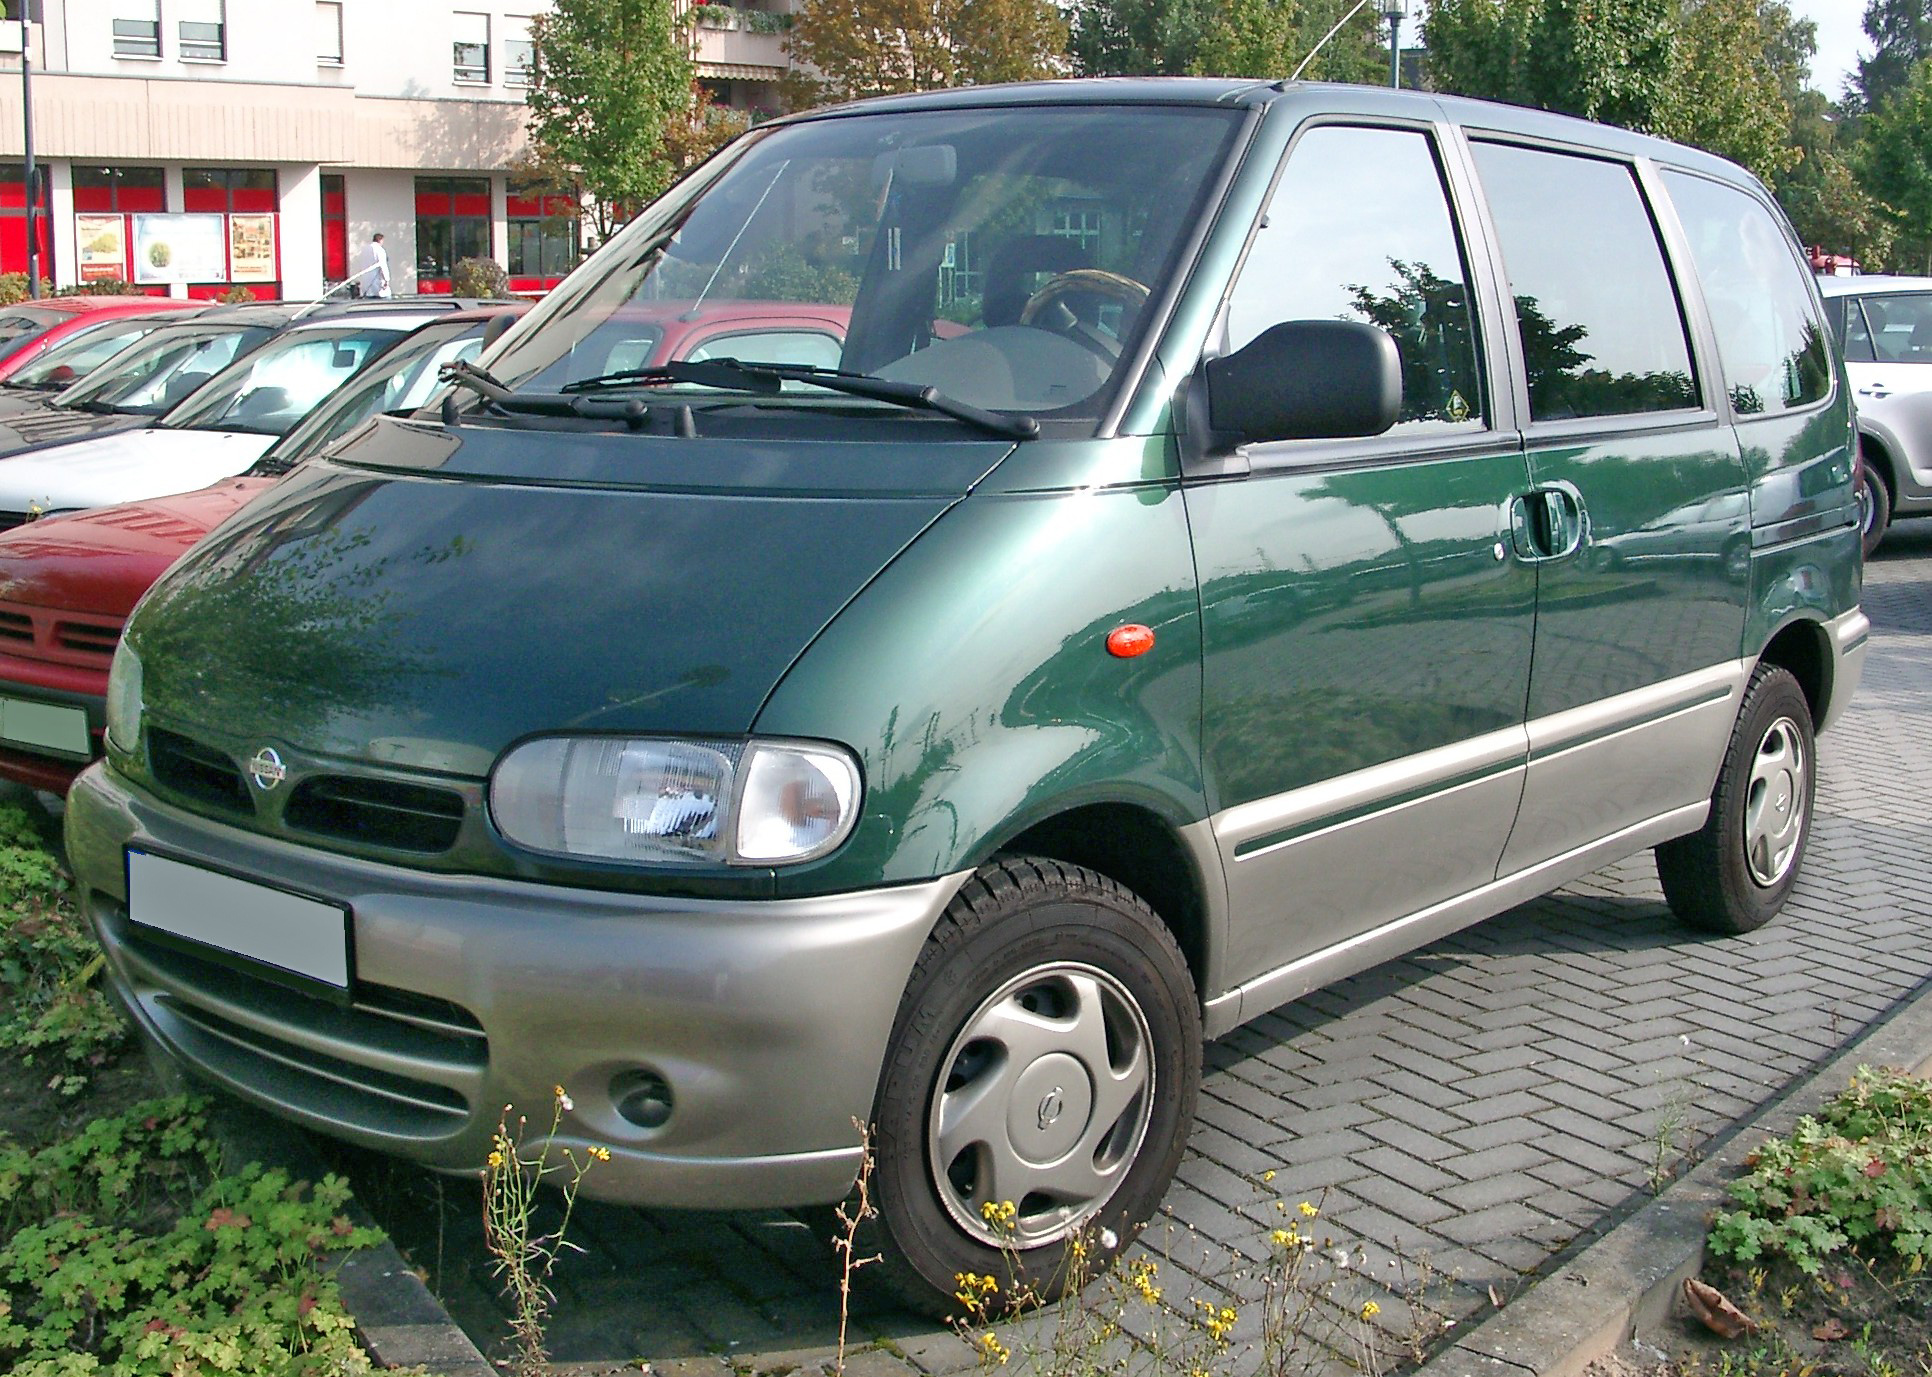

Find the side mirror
[[1203, 320, 1402, 447], [481, 312, 517, 349]]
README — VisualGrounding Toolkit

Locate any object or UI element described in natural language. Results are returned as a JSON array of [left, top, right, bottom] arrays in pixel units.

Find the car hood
[[0, 476, 276, 618], [0, 401, 148, 456], [126, 419, 1017, 775], [0, 427, 277, 515]]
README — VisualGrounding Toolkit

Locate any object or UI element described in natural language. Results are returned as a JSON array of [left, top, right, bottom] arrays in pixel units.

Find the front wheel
[[863, 856, 1200, 1315], [1857, 454, 1891, 559], [1656, 664, 1815, 934]]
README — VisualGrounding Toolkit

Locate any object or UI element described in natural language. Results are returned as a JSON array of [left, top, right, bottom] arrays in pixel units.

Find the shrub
[[0, 274, 53, 305], [52, 279, 148, 297], [451, 256, 510, 299], [217, 285, 256, 304]]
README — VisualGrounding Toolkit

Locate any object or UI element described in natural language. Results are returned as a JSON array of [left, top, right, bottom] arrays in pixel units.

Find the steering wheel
[[1018, 269, 1151, 361]]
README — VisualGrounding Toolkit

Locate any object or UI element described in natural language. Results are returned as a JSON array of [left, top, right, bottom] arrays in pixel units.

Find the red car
[[0, 296, 202, 384], [0, 299, 840, 791]]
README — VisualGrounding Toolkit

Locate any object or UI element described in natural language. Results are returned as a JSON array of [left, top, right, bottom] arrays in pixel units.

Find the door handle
[[1509, 488, 1586, 562], [1860, 386, 1891, 399]]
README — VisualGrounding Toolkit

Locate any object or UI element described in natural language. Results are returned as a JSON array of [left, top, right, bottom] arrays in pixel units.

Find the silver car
[[1819, 274, 1932, 552]]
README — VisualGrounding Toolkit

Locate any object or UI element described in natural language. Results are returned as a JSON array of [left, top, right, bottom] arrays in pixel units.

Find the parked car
[[0, 307, 526, 792], [0, 304, 475, 530], [0, 297, 488, 460], [0, 308, 208, 401], [72, 81, 1867, 1314], [1819, 275, 1932, 553], [0, 296, 202, 384]]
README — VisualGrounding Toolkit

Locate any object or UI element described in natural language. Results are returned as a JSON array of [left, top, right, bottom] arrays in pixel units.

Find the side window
[[1842, 300, 1877, 364], [1661, 170, 1831, 416], [1226, 125, 1485, 434], [685, 330, 844, 369], [1470, 143, 1698, 422], [1861, 293, 1932, 364]]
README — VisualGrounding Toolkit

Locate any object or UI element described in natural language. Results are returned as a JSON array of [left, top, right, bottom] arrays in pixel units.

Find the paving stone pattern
[[371, 525, 1932, 1375]]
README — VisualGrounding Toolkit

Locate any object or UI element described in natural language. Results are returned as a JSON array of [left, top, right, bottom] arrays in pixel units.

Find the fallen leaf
[[1683, 1277, 1758, 1339], [204, 1208, 252, 1231], [1813, 1316, 1850, 1341], [1865, 1159, 1889, 1179], [1834, 1270, 1855, 1290]]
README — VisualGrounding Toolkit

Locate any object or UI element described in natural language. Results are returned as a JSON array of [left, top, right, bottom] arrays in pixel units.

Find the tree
[[1779, 91, 1895, 268], [1422, 0, 1539, 103], [1067, 0, 1382, 80], [782, 0, 1066, 106], [523, 0, 694, 240], [1423, 0, 1681, 128], [1855, 0, 1932, 110], [1857, 58, 1932, 271], [1661, 0, 1809, 186]]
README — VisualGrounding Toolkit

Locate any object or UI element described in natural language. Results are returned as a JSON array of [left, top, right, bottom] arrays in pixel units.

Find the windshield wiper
[[566, 357, 1039, 440]]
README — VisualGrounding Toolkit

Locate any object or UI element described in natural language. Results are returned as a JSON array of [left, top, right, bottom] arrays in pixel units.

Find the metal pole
[[1389, 13, 1401, 89], [21, 27, 35, 298]]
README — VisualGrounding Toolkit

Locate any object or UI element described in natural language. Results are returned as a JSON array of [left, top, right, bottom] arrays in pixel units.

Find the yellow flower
[[1298, 1201, 1319, 1218], [553, 1084, 567, 1099], [1361, 1301, 1381, 1321], [976, 1332, 1010, 1366], [588, 1146, 612, 1162], [1261, 1169, 1275, 1182], [487, 1150, 505, 1169]]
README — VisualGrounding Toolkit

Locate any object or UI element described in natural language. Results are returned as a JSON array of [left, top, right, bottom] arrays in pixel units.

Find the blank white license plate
[[0, 696, 88, 756], [127, 850, 349, 989]]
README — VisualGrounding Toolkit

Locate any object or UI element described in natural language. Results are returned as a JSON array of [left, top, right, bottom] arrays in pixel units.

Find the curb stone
[[204, 1097, 496, 1377], [1414, 969, 1932, 1377]]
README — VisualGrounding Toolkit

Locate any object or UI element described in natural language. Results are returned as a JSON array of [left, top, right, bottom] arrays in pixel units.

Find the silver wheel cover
[[1744, 714, 1807, 888], [926, 961, 1155, 1250]]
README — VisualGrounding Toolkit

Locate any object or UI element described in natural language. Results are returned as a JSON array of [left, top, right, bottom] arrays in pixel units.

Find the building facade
[[0, 0, 795, 299]]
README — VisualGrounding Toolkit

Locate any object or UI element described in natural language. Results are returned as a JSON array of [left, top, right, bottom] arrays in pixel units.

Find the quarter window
[[1225, 124, 1486, 434], [1850, 293, 1932, 366], [1471, 143, 1698, 421], [1662, 170, 1830, 416]]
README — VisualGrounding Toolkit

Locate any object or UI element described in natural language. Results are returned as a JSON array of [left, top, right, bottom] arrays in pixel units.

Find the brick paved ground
[[350, 522, 1932, 1374]]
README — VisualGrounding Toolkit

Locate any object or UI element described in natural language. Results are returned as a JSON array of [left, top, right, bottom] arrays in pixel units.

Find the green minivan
[[70, 79, 1868, 1310]]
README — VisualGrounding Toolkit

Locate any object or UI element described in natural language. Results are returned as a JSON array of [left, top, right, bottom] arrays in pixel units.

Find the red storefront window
[[321, 174, 348, 283]]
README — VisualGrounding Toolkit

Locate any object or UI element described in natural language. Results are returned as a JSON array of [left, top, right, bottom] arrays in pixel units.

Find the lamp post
[[1377, 0, 1409, 89]]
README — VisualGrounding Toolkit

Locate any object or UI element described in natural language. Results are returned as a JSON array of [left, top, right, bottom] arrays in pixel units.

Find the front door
[[1187, 120, 1537, 1002]]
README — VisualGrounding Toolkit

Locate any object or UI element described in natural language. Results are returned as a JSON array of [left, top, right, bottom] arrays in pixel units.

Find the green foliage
[[51, 281, 148, 298], [1856, 57, 1932, 271], [0, 274, 54, 305], [739, 242, 860, 305], [0, 806, 126, 1095], [1781, 90, 1896, 268], [0, 1098, 387, 1375], [1709, 1067, 1932, 1276], [524, 0, 695, 230], [1855, 0, 1932, 110], [783, 0, 1066, 107], [1665, 0, 1808, 185], [451, 257, 511, 299], [1067, 0, 1382, 80]]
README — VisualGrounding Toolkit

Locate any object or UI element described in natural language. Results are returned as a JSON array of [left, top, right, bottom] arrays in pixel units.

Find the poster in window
[[75, 214, 127, 283], [228, 213, 278, 282], [131, 213, 226, 284]]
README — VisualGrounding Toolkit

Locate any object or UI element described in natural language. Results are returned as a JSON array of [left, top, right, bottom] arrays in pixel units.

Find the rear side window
[[1662, 170, 1832, 416], [1841, 299, 1877, 363], [1470, 143, 1698, 422], [1851, 293, 1932, 365], [1226, 124, 1486, 434]]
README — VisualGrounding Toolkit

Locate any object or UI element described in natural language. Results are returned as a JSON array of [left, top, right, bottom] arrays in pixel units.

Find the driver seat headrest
[[982, 235, 1091, 328]]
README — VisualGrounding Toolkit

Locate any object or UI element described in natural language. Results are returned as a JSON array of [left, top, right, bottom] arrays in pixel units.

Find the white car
[[0, 310, 448, 527], [1819, 274, 1932, 553]]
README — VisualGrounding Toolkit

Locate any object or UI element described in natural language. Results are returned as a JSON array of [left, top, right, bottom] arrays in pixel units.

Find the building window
[[506, 192, 578, 280], [453, 12, 490, 83], [504, 15, 534, 86], [178, 0, 225, 61], [415, 176, 491, 280], [183, 167, 277, 214], [321, 174, 348, 282], [315, 1, 343, 64], [72, 166, 167, 213], [112, 8, 161, 58]]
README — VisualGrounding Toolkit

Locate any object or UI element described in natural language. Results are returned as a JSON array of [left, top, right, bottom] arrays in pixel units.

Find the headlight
[[105, 643, 143, 753], [489, 736, 862, 867]]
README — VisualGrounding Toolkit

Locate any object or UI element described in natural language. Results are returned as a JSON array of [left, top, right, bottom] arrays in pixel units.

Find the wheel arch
[[1860, 424, 1900, 501], [1755, 614, 1831, 726]]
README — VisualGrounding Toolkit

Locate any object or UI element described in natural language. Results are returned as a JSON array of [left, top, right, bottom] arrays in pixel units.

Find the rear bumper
[[67, 763, 967, 1208], [1820, 607, 1871, 734]]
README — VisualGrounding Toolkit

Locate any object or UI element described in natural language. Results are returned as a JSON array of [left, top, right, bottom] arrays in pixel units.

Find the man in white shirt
[[356, 233, 392, 298]]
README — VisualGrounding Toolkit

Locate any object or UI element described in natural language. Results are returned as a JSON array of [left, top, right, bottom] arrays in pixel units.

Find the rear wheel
[[1858, 453, 1891, 559], [863, 856, 1200, 1315], [1656, 663, 1814, 935]]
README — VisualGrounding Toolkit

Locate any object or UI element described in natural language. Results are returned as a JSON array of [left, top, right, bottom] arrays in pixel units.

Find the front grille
[[285, 775, 465, 854], [148, 727, 252, 816], [116, 911, 487, 1140], [0, 608, 31, 641], [54, 619, 120, 659]]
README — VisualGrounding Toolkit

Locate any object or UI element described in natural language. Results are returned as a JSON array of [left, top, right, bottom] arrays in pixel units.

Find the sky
[[1792, 0, 1871, 102]]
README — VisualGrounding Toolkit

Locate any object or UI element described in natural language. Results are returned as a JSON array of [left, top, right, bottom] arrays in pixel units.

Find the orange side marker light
[[1106, 624, 1155, 658]]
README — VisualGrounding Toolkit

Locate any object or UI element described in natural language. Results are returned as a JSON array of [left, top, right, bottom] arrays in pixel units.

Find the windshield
[[6, 315, 172, 389], [264, 319, 487, 468], [0, 305, 75, 355], [58, 323, 275, 415], [161, 326, 406, 435], [484, 104, 1244, 422]]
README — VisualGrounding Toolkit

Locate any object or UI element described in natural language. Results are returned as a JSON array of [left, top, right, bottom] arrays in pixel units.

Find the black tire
[[1656, 664, 1815, 934], [861, 855, 1200, 1316], [1858, 453, 1891, 559]]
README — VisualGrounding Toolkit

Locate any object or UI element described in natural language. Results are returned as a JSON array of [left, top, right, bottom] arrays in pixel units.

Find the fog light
[[612, 1068, 674, 1130]]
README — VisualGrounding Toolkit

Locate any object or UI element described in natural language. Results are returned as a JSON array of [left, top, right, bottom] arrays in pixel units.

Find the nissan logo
[[248, 747, 287, 792]]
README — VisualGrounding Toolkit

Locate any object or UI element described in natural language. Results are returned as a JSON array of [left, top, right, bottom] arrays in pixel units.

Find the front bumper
[[0, 654, 109, 792], [67, 764, 968, 1208]]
